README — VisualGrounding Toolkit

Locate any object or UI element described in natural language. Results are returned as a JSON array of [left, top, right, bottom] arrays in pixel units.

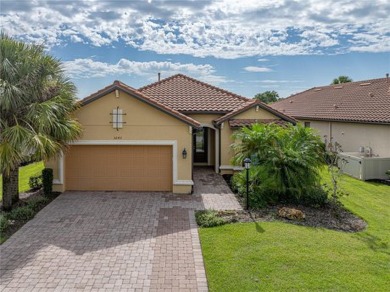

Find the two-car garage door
[[65, 145, 172, 191]]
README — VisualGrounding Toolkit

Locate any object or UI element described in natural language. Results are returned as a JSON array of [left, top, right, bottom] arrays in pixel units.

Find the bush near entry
[[231, 124, 327, 208]]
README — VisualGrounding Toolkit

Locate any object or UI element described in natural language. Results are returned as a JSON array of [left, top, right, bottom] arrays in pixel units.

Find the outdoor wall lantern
[[182, 148, 187, 159], [244, 158, 252, 210]]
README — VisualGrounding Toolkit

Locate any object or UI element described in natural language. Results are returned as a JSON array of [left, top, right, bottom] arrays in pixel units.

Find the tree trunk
[[2, 168, 19, 211]]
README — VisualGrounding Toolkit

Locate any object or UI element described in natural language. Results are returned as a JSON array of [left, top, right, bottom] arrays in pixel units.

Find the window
[[112, 108, 123, 129], [304, 121, 311, 128], [195, 130, 205, 153], [111, 107, 126, 130]]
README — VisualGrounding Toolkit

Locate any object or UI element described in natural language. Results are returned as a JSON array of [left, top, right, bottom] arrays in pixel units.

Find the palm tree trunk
[[2, 168, 19, 211]]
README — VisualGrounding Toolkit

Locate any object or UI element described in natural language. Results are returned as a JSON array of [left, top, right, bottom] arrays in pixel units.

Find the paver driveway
[[0, 168, 241, 291]]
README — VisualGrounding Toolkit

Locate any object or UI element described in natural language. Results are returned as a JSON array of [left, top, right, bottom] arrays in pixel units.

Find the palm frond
[[0, 33, 81, 174]]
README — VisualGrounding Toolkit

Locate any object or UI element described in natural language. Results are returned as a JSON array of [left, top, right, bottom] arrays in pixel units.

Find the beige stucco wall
[[233, 107, 278, 120], [47, 90, 193, 193], [187, 114, 223, 125], [301, 119, 390, 157], [220, 107, 283, 172]]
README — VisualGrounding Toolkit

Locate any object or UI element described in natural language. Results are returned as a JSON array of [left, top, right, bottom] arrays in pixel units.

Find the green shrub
[[0, 214, 10, 233], [195, 210, 227, 228], [232, 166, 328, 208], [232, 166, 280, 209], [301, 187, 328, 207], [29, 175, 43, 190], [232, 124, 325, 206], [42, 168, 53, 196], [27, 196, 50, 212], [7, 206, 35, 221]]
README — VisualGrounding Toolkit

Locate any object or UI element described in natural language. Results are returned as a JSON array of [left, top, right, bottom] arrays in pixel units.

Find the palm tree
[[0, 33, 81, 210], [232, 123, 325, 201], [332, 75, 352, 84]]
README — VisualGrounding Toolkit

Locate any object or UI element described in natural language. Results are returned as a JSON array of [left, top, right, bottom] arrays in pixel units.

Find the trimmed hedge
[[42, 168, 53, 196]]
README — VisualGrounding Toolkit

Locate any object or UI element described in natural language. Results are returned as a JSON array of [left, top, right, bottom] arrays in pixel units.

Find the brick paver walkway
[[0, 167, 241, 291], [193, 167, 243, 211]]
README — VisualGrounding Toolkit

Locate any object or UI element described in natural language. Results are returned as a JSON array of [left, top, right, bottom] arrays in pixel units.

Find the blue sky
[[1, 0, 389, 99]]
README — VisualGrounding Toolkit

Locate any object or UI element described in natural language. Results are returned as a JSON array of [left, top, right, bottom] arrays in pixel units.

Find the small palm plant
[[232, 123, 325, 203]]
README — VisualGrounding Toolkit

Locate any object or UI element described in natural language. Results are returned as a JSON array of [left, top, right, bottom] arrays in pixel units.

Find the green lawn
[[199, 173, 390, 291], [0, 162, 45, 200]]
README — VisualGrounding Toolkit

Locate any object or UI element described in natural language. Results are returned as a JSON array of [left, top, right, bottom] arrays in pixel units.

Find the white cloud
[[1, 0, 389, 58], [62, 58, 227, 84], [257, 58, 269, 62], [70, 35, 83, 43], [244, 66, 273, 72]]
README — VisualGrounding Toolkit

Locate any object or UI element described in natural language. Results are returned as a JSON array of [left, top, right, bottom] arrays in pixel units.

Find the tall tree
[[254, 90, 279, 104], [332, 75, 352, 84], [0, 33, 81, 210]]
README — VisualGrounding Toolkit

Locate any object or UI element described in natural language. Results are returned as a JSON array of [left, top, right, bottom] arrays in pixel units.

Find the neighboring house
[[271, 77, 390, 157], [47, 74, 295, 194], [271, 77, 390, 180]]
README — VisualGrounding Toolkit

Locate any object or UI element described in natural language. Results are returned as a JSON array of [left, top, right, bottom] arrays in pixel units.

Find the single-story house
[[271, 76, 390, 180], [47, 74, 295, 194]]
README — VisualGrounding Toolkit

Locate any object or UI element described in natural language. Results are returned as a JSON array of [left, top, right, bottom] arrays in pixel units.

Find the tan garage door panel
[[65, 145, 172, 191]]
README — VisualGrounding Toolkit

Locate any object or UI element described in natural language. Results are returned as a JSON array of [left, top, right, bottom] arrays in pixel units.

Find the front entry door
[[193, 128, 208, 163]]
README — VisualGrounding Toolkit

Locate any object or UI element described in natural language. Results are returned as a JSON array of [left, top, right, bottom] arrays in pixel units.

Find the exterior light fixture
[[244, 158, 252, 210], [182, 148, 187, 159]]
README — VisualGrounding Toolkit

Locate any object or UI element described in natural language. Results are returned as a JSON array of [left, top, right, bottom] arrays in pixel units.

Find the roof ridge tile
[[139, 73, 249, 102]]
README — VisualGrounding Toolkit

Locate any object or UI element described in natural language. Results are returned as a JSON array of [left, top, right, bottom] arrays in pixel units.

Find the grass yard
[[0, 162, 45, 201], [199, 173, 390, 291]]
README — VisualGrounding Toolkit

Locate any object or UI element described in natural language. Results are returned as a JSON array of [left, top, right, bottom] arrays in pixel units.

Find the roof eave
[[80, 83, 201, 128], [180, 110, 229, 115], [292, 116, 390, 125]]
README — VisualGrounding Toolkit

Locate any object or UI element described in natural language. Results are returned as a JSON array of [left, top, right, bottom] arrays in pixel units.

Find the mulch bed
[[217, 203, 367, 232], [221, 174, 367, 232]]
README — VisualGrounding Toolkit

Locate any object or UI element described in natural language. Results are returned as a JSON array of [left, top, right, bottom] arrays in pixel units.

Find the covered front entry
[[193, 127, 208, 163], [65, 145, 172, 191], [193, 127, 218, 171]]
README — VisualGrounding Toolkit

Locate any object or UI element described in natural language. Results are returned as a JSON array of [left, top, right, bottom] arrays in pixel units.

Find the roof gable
[[79, 81, 201, 128], [271, 77, 390, 124], [214, 99, 297, 125], [138, 74, 248, 113], [229, 119, 289, 128]]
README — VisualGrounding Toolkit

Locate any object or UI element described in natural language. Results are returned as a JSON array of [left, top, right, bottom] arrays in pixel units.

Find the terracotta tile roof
[[214, 99, 297, 125], [271, 77, 390, 124], [79, 81, 201, 128], [229, 119, 289, 127], [138, 74, 249, 113]]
